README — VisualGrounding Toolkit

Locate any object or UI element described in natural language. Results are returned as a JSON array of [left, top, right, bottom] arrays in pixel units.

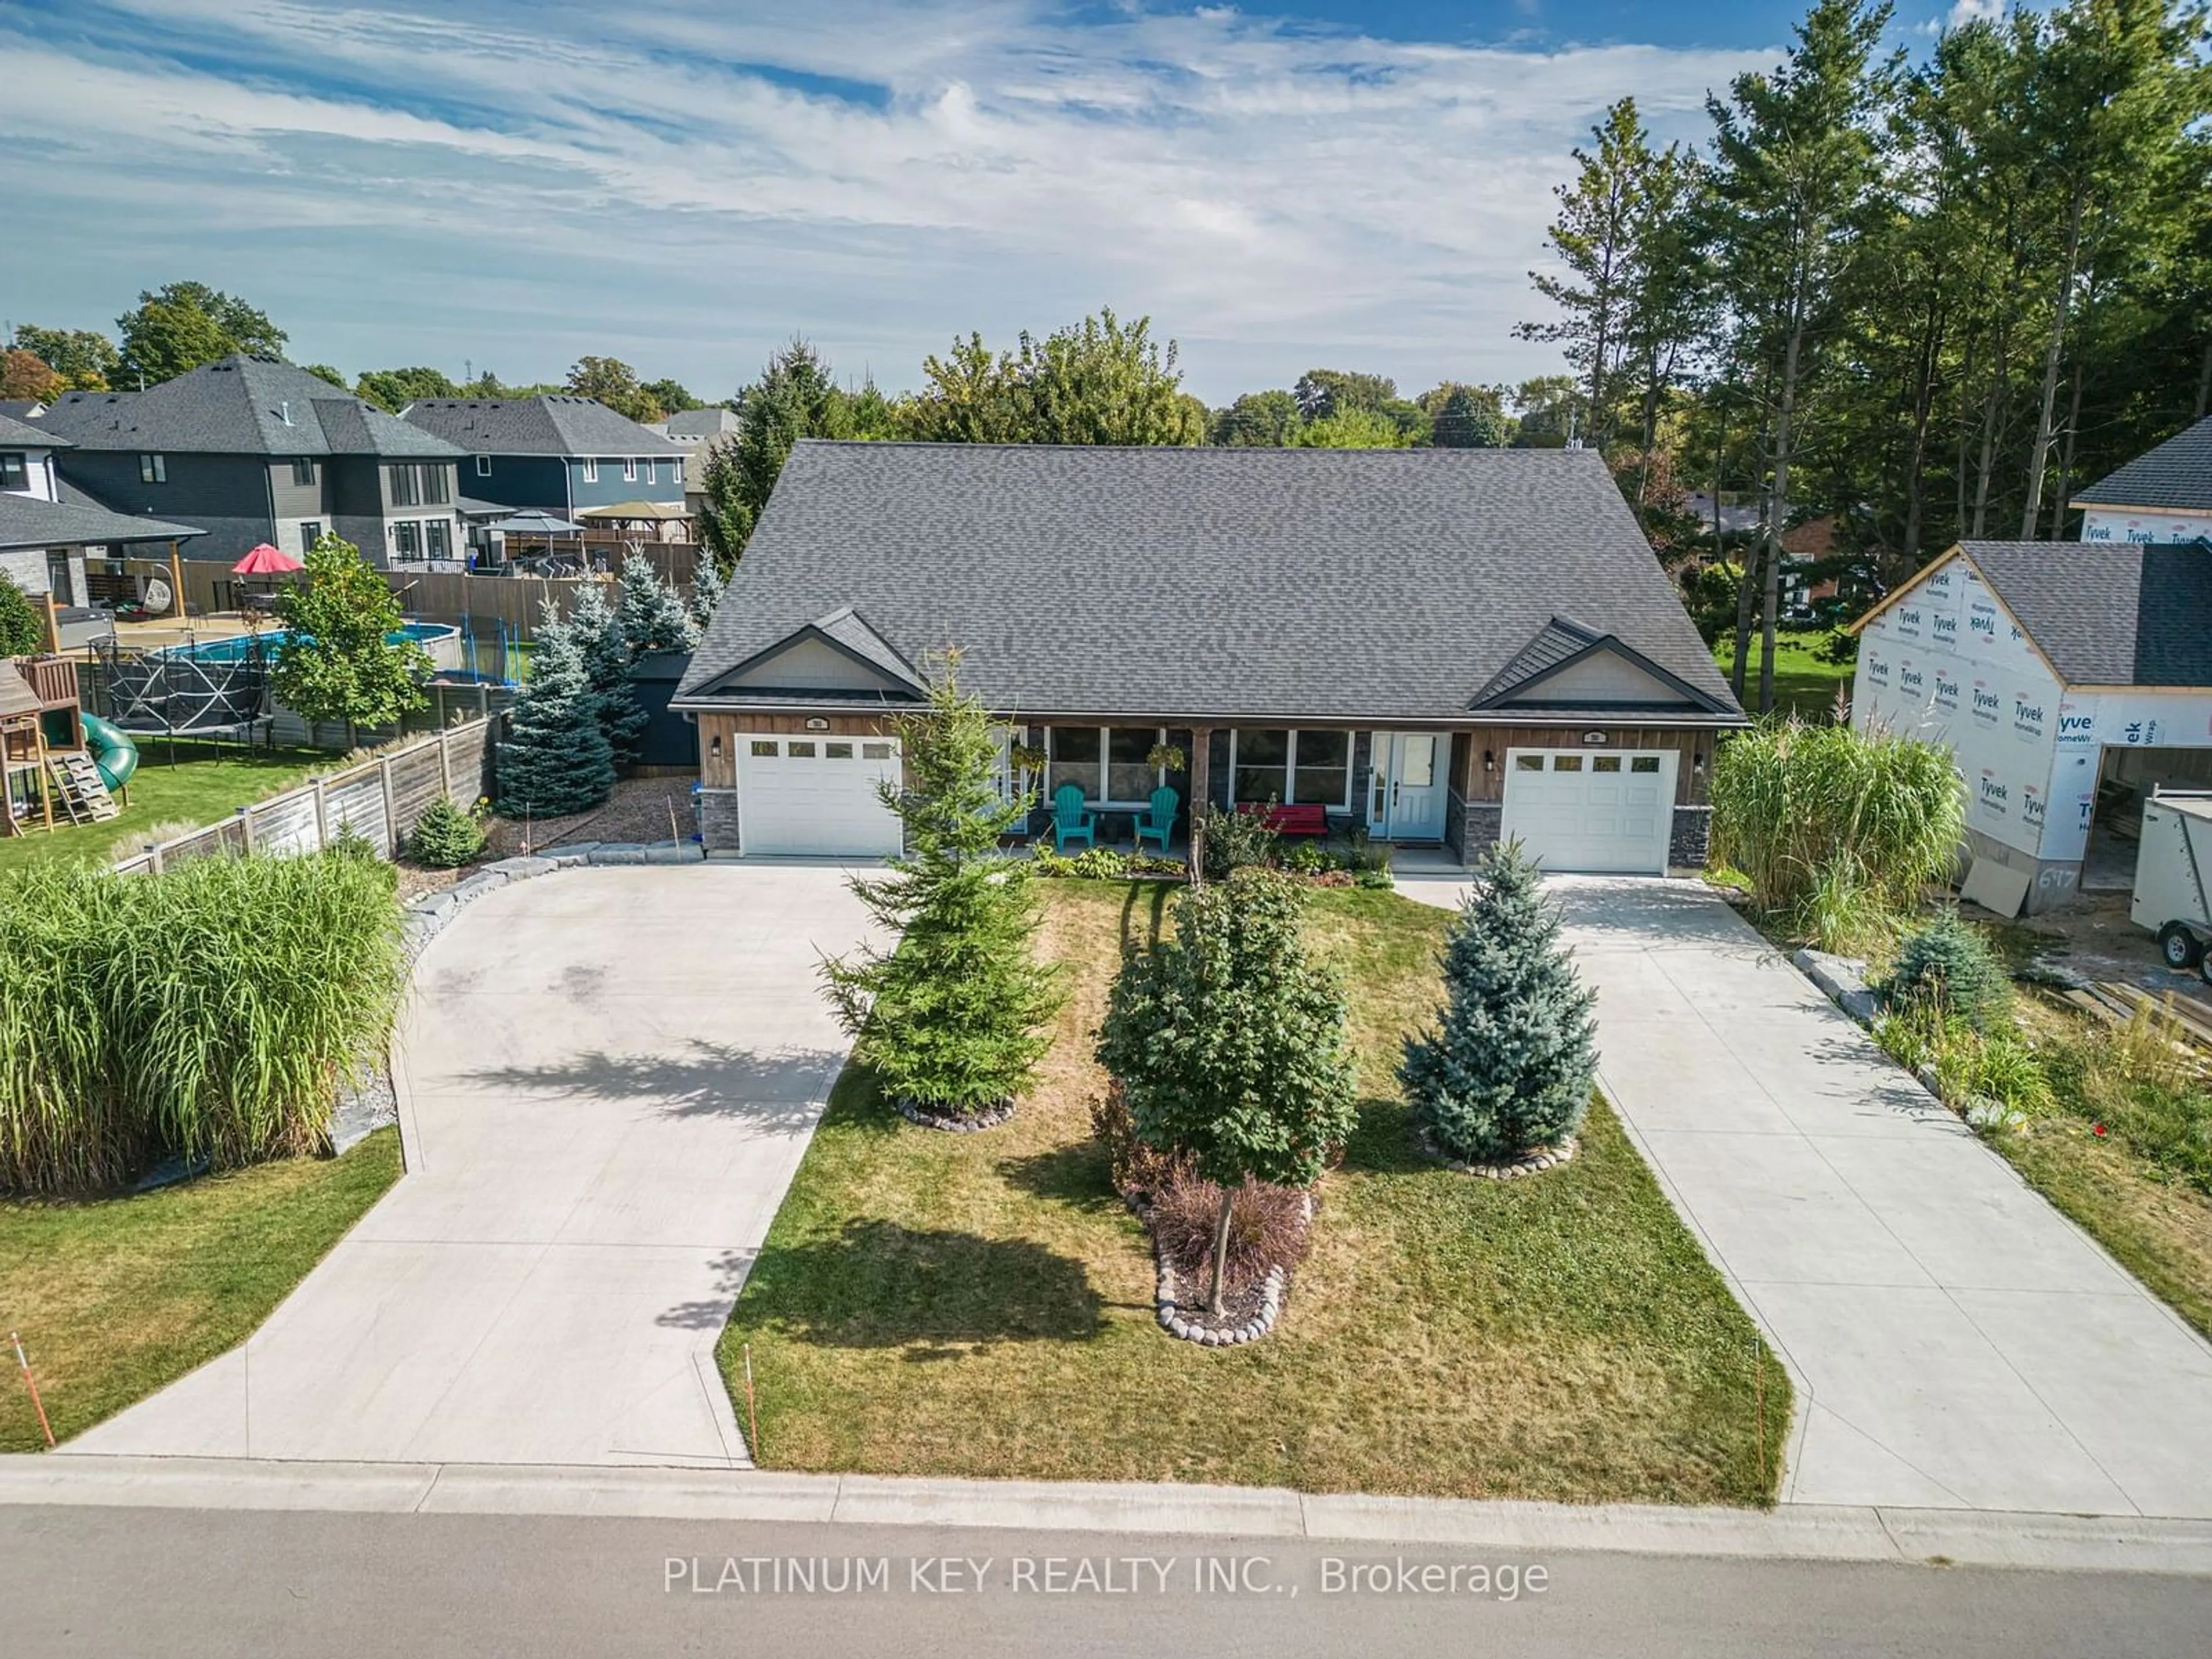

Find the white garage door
[[1498, 748, 1677, 874], [736, 735, 903, 857]]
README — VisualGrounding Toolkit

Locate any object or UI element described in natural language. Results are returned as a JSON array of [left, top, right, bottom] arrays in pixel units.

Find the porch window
[[1232, 729, 1289, 804], [1047, 726, 1101, 803], [1291, 730, 1350, 806], [1107, 728, 1160, 802]]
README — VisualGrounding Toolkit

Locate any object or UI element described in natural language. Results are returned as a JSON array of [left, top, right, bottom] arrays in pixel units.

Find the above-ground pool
[[163, 622, 460, 663]]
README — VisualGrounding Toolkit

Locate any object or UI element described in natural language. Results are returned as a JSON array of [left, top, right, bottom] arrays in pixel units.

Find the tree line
[[1517, 0, 2209, 710]]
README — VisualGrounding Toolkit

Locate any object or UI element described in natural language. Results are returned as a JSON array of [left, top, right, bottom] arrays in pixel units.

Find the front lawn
[[0, 1130, 402, 1450], [0, 738, 329, 873], [1711, 630, 1851, 721], [721, 880, 1787, 1506]]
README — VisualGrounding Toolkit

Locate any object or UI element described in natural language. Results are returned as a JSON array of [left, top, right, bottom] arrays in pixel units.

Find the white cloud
[[0, 1, 1775, 399]]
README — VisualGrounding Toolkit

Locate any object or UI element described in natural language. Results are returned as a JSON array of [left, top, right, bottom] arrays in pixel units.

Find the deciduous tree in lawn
[[268, 534, 427, 749], [820, 653, 1063, 1123], [496, 606, 615, 819], [1096, 869, 1357, 1315], [1401, 843, 1597, 1164]]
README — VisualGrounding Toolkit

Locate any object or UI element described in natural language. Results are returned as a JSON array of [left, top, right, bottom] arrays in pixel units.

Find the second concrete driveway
[[67, 865, 879, 1468], [1400, 870, 2212, 1517]]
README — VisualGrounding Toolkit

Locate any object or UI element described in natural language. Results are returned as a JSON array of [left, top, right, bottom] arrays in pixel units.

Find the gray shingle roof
[[677, 442, 1742, 722], [402, 395, 688, 457], [662, 407, 737, 439], [0, 410, 69, 449], [0, 491, 206, 552], [30, 356, 463, 459], [1963, 539, 2212, 688], [2072, 416, 2212, 510]]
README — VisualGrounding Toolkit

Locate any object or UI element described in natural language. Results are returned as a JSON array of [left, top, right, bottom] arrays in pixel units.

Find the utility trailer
[[2131, 789, 2212, 982]]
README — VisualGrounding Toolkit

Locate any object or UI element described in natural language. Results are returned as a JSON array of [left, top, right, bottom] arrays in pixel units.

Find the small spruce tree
[[1096, 869, 1357, 1314], [566, 581, 647, 764], [496, 605, 615, 819], [406, 795, 486, 868], [686, 554, 726, 637], [820, 653, 1064, 1121], [1401, 842, 1597, 1163], [616, 552, 698, 654]]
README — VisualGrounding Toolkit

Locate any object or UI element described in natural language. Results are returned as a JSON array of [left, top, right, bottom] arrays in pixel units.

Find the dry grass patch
[[0, 1130, 401, 1450], [721, 881, 1786, 1505]]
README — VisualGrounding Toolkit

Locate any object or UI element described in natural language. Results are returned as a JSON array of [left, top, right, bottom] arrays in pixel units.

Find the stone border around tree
[[1140, 1188, 1312, 1347], [891, 1096, 1018, 1132], [1417, 1127, 1580, 1180]]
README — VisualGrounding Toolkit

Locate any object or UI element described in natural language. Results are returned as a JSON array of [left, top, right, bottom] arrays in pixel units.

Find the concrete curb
[[2, 1456, 2207, 1576]]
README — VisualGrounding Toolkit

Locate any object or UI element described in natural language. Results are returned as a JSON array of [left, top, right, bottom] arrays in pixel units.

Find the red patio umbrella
[[232, 543, 304, 576]]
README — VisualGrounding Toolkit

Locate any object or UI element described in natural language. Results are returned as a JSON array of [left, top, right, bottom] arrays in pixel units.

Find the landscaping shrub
[[0, 570, 43, 656], [406, 795, 487, 868], [1709, 718, 1964, 946], [1195, 803, 1279, 881], [1401, 842, 1597, 1162], [1090, 1085, 1185, 1199], [1096, 868, 1356, 1313], [497, 604, 616, 819], [0, 849, 406, 1194], [822, 654, 1065, 1120], [1146, 1171, 1312, 1296], [1885, 911, 2013, 1031]]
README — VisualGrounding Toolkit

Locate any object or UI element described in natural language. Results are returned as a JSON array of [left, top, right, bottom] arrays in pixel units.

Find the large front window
[[1047, 726, 1172, 805], [1229, 729, 1352, 809]]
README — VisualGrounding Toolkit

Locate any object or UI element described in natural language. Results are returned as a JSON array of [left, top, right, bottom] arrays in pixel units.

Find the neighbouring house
[[30, 356, 468, 570], [1849, 539, 2212, 911], [673, 442, 1745, 870], [401, 395, 689, 518], [2072, 414, 2212, 545], [652, 406, 737, 522], [1, 409, 205, 643]]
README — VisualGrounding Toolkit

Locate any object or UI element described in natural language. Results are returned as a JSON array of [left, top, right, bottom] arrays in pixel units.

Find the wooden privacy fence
[[172, 546, 703, 641], [110, 717, 499, 876]]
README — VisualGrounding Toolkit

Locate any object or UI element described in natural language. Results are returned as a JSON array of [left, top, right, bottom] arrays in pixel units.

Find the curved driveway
[[67, 864, 880, 1468]]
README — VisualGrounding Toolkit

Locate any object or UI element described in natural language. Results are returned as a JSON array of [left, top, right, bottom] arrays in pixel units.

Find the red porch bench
[[1236, 801, 1329, 836]]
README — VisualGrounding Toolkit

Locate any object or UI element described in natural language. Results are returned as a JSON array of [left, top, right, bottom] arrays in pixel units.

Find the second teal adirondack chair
[[1052, 783, 1096, 851], [1133, 785, 1178, 854]]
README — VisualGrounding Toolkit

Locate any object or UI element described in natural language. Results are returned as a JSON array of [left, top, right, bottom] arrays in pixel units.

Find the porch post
[[1188, 724, 1213, 887]]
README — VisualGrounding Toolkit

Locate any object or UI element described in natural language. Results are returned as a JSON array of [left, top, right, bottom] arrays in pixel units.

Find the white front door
[[1498, 748, 1677, 874], [1368, 732, 1448, 841], [736, 735, 903, 857]]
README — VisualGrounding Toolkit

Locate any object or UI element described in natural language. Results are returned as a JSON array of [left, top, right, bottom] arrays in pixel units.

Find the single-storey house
[[1849, 537, 2212, 910], [673, 442, 1745, 872]]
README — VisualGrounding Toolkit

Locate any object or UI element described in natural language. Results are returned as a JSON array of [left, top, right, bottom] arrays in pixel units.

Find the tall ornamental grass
[[0, 848, 406, 1195], [1709, 719, 1964, 949]]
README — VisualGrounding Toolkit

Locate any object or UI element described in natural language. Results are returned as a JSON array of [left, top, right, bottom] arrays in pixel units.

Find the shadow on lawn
[[994, 1142, 1120, 1213], [738, 1219, 1107, 1353], [464, 1041, 844, 1132]]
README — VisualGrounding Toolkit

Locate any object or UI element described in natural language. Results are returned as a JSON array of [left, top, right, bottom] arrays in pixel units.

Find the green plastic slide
[[82, 713, 139, 792]]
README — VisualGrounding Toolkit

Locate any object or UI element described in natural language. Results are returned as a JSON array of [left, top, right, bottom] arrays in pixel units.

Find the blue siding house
[[400, 395, 690, 517]]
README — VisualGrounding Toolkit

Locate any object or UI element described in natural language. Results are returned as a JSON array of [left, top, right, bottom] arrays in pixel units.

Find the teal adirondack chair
[[1052, 783, 1097, 851], [1133, 785, 1178, 854]]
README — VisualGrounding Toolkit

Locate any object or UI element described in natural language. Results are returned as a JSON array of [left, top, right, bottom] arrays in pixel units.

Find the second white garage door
[[1498, 748, 1677, 874], [737, 736, 903, 857]]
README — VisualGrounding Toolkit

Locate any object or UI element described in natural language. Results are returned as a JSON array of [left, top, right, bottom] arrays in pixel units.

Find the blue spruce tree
[[497, 605, 615, 818]]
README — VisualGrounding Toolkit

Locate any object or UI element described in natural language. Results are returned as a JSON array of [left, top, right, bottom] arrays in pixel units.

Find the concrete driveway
[[66, 865, 880, 1468], [1399, 869, 2212, 1517]]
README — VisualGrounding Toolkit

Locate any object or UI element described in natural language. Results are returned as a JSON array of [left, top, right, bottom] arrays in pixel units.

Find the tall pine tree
[[1401, 844, 1597, 1164], [497, 606, 615, 819]]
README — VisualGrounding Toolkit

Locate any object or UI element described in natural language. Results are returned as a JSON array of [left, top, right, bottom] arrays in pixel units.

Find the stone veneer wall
[[697, 787, 741, 853], [1669, 805, 1713, 869]]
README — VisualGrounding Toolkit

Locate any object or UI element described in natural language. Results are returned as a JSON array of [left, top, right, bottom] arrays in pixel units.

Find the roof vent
[[278, 400, 294, 426]]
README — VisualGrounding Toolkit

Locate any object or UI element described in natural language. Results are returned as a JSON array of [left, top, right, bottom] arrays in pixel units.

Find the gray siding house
[[400, 395, 689, 518], [31, 356, 467, 570]]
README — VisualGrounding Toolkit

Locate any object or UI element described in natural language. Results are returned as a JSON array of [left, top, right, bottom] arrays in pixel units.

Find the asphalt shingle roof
[[0, 410, 69, 449], [30, 356, 463, 459], [662, 407, 737, 439], [0, 491, 206, 552], [2072, 416, 2212, 510], [1963, 539, 2212, 688], [678, 442, 1742, 721], [402, 396, 688, 458]]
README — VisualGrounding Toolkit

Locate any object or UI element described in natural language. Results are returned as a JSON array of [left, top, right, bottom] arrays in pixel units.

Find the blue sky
[[0, 1, 1981, 403]]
